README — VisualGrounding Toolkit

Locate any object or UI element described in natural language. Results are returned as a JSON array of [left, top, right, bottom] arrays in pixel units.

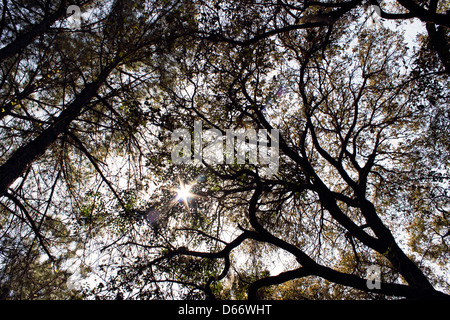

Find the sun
[[176, 183, 193, 202], [173, 181, 195, 212], [165, 175, 206, 212]]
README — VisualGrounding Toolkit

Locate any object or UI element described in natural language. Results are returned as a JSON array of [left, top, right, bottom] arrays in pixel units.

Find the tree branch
[[248, 267, 311, 300], [65, 131, 128, 211], [4, 191, 55, 262]]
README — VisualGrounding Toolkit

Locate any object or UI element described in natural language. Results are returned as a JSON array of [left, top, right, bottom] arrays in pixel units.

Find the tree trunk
[[426, 23, 450, 74], [0, 1, 93, 63], [0, 1, 67, 63], [0, 63, 116, 197]]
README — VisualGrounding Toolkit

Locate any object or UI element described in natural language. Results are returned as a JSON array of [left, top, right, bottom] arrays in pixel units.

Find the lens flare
[[175, 182, 193, 210], [165, 175, 206, 212]]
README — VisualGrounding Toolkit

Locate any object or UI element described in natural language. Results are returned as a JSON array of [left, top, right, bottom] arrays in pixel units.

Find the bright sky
[[61, 2, 443, 297]]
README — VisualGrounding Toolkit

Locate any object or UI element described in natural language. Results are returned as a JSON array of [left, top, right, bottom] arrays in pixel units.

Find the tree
[[0, 0, 448, 300], [0, 0, 198, 299]]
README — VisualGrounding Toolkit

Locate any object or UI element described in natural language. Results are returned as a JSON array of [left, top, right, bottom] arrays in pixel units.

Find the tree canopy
[[0, 0, 449, 300]]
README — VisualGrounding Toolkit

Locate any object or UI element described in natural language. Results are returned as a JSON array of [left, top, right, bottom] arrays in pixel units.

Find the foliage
[[0, 0, 449, 300]]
